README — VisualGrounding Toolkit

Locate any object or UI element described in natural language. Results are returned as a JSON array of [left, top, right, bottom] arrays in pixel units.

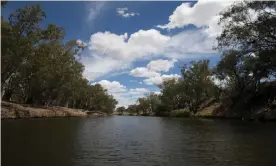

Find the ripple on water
[[2, 116, 276, 166]]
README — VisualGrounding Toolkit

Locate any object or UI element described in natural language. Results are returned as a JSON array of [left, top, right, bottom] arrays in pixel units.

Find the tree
[[146, 92, 161, 114], [126, 104, 139, 115], [214, 51, 247, 95], [214, 1, 276, 117], [116, 106, 126, 115], [216, 1, 276, 81], [180, 60, 214, 114], [137, 97, 150, 115], [1, 4, 118, 113], [1, 4, 46, 100], [159, 78, 182, 111]]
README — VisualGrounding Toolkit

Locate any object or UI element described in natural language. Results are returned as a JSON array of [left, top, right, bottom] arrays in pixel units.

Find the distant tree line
[[121, 1, 276, 118], [1, 4, 117, 113]]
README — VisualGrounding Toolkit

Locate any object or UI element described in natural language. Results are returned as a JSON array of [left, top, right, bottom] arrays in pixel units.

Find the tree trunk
[[1, 71, 14, 94], [46, 98, 52, 107], [25, 96, 33, 104], [64, 101, 69, 108], [56, 99, 61, 106], [2, 90, 12, 101], [1, 81, 10, 100], [73, 99, 76, 108], [1, 89, 6, 99]]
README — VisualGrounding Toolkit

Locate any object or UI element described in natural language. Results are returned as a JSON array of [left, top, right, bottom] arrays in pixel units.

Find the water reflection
[[2, 117, 276, 166], [2, 118, 83, 166]]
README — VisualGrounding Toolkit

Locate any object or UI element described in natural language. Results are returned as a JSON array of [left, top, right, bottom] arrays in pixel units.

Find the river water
[[2, 116, 276, 166]]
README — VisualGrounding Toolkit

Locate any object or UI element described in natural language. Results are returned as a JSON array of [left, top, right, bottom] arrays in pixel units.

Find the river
[[2, 116, 276, 166]]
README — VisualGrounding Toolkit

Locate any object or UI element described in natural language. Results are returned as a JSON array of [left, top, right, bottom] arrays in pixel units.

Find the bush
[[154, 104, 171, 116], [170, 109, 190, 117]]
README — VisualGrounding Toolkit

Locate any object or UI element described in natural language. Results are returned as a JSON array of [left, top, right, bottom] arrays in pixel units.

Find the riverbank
[[195, 99, 276, 121], [1, 101, 89, 119], [161, 104, 276, 121], [115, 99, 276, 121]]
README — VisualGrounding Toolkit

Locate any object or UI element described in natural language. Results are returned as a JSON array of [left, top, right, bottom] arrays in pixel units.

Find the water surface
[[2, 116, 276, 166]]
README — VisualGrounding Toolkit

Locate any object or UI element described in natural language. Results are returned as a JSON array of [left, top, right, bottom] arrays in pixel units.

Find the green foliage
[[156, 60, 215, 115], [180, 60, 215, 114], [129, 60, 217, 116], [126, 104, 140, 115], [147, 93, 162, 114], [158, 79, 182, 111], [217, 1, 276, 79], [137, 97, 150, 115], [214, 1, 276, 117], [170, 109, 190, 117], [125, 92, 162, 116], [116, 106, 126, 115], [154, 104, 171, 117], [1, 4, 117, 113]]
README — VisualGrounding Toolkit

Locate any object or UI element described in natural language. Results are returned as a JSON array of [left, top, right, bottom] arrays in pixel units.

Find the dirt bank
[[195, 98, 276, 121], [1, 101, 88, 119]]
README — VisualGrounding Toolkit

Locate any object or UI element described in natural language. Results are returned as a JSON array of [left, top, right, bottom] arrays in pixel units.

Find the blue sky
[[2, 1, 235, 107]]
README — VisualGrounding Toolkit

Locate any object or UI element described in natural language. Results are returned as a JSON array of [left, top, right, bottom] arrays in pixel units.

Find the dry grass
[[196, 102, 227, 117], [170, 109, 190, 117], [1, 101, 87, 119], [196, 103, 218, 116]]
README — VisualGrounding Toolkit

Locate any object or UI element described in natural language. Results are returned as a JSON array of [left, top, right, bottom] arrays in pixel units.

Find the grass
[[170, 103, 221, 118], [170, 108, 191, 117], [196, 104, 218, 116], [196, 102, 226, 118]]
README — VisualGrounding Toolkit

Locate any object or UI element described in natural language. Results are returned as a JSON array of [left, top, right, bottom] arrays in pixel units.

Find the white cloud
[[89, 31, 129, 60], [83, 29, 216, 80], [130, 58, 177, 78], [143, 74, 181, 85], [80, 1, 239, 81], [130, 67, 160, 78], [128, 29, 170, 56], [129, 59, 180, 85], [129, 88, 149, 95], [154, 91, 161, 95], [93, 80, 127, 93], [164, 29, 217, 59], [116, 7, 139, 18], [89, 30, 170, 61], [157, 0, 234, 33], [92, 80, 149, 107], [80, 56, 130, 81], [147, 59, 177, 72], [87, 2, 106, 21], [82, 29, 170, 80]]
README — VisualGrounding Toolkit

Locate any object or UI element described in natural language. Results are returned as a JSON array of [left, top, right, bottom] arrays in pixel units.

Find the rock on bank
[[1, 101, 87, 119]]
